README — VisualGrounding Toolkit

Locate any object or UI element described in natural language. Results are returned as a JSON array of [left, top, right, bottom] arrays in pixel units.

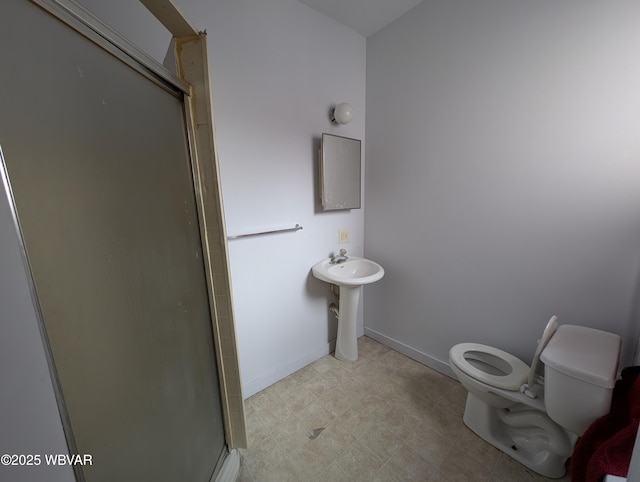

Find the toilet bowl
[[449, 316, 620, 479]]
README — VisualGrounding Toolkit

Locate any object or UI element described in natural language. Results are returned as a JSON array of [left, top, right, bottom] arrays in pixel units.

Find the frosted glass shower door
[[0, 1, 226, 481]]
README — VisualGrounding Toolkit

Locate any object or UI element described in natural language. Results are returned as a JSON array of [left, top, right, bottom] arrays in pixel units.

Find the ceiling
[[297, 0, 424, 37]]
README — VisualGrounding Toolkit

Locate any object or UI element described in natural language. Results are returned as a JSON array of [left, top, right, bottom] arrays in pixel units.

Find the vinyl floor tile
[[239, 336, 572, 481]]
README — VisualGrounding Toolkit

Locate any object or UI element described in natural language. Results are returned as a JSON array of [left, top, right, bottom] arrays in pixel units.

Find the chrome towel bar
[[227, 224, 303, 240]]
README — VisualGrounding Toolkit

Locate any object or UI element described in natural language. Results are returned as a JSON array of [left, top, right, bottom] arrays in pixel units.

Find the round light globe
[[333, 103, 353, 125]]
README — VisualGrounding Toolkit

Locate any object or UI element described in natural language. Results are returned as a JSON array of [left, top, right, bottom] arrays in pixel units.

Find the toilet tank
[[540, 325, 620, 435]]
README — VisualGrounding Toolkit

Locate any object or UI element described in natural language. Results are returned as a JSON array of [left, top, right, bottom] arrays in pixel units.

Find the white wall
[[198, 0, 366, 396], [365, 0, 640, 373]]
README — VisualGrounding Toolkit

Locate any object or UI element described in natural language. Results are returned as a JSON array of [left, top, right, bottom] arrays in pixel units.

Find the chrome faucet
[[330, 249, 348, 264]]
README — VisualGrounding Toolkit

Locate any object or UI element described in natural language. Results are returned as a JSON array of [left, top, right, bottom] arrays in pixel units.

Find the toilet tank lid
[[540, 325, 620, 388]]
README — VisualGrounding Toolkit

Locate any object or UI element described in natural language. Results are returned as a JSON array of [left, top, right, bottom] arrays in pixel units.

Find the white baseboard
[[213, 449, 239, 482], [241, 329, 457, 399], [364, 327, 457, 380], [242, 340, 336, 398]]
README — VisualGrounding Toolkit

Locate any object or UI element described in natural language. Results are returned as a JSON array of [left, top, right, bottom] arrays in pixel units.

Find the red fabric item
[[570, 366, 640, 482]]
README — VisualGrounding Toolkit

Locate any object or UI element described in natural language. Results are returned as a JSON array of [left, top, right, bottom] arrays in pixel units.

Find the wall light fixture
[[330, 103, 353, 125]]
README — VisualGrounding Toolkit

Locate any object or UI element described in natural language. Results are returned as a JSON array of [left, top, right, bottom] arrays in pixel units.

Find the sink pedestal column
[[335, 285, 361, 362]]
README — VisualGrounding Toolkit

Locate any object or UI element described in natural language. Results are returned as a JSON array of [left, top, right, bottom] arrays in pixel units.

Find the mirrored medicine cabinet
[[319, 133, 361, 211]]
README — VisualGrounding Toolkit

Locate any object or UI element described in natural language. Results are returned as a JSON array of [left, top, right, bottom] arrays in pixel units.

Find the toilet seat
[[450, 342, 530, 391]]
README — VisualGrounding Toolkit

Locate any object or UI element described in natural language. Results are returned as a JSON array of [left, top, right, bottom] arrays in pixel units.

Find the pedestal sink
[[311, 256, 384, 362]]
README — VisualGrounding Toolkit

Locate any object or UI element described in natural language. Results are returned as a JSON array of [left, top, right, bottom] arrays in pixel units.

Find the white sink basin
[[312, 257, 385, 287]]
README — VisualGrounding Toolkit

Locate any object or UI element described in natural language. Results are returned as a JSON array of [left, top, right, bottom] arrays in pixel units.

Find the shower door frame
[[20, 0, 246, 470]]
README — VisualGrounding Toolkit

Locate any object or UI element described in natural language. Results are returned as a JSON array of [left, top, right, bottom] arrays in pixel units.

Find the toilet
[[449, 316, 621, 478]]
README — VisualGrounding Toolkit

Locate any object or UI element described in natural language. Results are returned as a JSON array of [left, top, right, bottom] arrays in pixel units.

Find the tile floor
[[237, 336, 572, 481]]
